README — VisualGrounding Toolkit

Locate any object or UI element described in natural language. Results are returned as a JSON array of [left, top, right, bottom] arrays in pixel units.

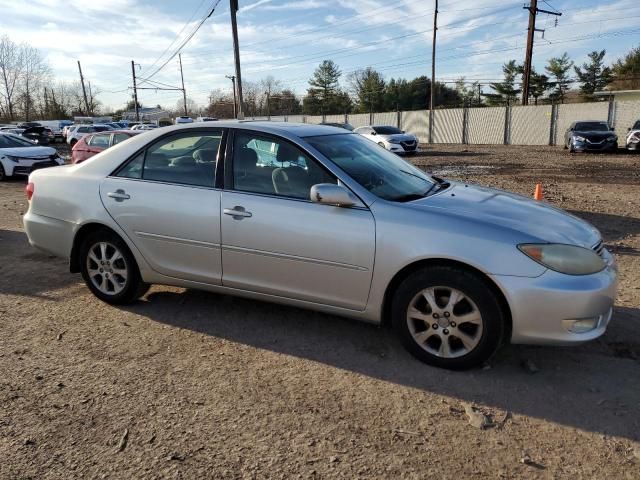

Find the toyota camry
[[23, 122, 618, 369]]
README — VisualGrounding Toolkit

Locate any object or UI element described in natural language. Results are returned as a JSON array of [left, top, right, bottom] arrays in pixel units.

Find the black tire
[[391, 266, 505, 370], [69, 139, 77, 147], [79, 229, 149, 304], [0, 163, 6, 181]]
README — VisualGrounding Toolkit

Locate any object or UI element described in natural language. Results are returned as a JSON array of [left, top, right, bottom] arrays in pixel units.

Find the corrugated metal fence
[[242, 100, 638, 145]]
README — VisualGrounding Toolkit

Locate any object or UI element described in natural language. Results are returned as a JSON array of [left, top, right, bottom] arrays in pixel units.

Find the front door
[[221, 130, 375, 310], [100, 129, 224, 284]]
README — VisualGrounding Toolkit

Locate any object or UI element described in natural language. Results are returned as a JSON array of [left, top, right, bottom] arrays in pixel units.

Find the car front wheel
[[0, 163, 6, 181], [79, 229, 149, 304], [391, 266, 505, 370]]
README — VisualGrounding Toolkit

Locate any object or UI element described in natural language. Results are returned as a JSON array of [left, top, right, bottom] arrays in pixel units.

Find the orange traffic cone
[[533, 184, 543, 201]]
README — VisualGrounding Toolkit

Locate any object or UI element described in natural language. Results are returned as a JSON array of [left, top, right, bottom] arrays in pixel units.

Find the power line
[[137, 0, 222, 84], [141, 0, 209, 76]]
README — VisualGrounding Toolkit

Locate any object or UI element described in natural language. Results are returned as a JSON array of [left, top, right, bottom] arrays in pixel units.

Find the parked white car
[[175, 116, 194, 124], [67, 124, 113, 146], [626, 119, 640, 151], [0, 132, 64, 180], [131, 124, 157, 131], [354, 125, 419, 154]]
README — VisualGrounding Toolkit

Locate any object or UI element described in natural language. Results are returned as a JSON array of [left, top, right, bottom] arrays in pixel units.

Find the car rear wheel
[[391, 266, 505, 370], [79, 229, 149, 304], [0, 163, 6, 181]]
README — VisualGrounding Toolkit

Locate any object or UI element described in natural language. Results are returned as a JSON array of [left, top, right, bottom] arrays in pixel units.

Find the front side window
[[306, 133, 435, 202], [233, 131, 335, 199], [115, 131, 221, 187]]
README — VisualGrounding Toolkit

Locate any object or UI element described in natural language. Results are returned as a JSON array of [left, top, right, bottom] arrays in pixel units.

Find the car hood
[[380, 133, 416, 142], [0, 146, 57, 158], [409, 182, 601, 248]]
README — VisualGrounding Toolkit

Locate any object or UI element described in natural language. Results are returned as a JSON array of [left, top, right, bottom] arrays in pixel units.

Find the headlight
[[518, 243, 606, 275], [388, 138, 401, 144], [5, 155, 19, 162], [606, 135, 617, 141], [573, 135, 586, 142]]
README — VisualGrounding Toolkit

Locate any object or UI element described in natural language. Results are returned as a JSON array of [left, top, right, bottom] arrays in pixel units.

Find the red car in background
[[71, 130, 141, 164]]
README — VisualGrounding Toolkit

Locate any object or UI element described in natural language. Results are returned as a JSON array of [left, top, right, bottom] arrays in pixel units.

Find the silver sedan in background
[[23, 122, 617, 369]]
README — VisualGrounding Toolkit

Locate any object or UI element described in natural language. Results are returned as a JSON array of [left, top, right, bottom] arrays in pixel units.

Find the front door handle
[[107, 189, 130, 201], [224, 206, 252, 219]]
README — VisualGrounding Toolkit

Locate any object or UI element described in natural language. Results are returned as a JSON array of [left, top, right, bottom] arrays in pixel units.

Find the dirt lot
[[1, 144, 639, 479]]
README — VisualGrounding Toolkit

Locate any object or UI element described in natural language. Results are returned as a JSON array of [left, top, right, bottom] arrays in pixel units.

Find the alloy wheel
[[86, 241, 129, 295], [406, 286, 483, 358]]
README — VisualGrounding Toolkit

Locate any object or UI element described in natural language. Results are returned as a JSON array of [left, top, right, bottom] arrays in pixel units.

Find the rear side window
[[112, 133, 130, 145], [114, 131, 221, 187], [88, 134, 110, 148]]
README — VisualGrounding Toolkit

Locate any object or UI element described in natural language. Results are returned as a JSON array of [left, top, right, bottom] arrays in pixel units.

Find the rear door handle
[[107, 189, 130, 201], [224, 206, 252, 219]]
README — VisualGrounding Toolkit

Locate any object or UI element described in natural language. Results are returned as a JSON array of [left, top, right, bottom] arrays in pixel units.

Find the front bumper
[[573, 139, 617, 151], [4, 159, 64, 176], [493, 249, 618, 345]]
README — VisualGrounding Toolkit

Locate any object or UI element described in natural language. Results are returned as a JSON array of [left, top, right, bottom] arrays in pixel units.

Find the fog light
[[562, 317, 599, 333]]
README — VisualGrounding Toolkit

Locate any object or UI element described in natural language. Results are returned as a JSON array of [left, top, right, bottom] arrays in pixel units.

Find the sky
[[1, 0, 639, 112]]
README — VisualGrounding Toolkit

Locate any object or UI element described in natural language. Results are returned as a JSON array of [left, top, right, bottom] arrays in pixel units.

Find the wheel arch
[[70, 222, 122, 273], [381, 258, 512, 340]]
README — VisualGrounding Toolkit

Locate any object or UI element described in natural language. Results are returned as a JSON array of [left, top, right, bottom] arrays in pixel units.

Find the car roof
[[156, 121, 351, 138]]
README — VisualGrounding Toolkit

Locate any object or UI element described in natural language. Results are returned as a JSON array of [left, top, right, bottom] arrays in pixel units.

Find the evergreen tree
[[306, 60, 342, 114], [485, 60, 522, 105], [574, 50, 612, 100], [529, 70, 551, 105], [545, 52, 573, 103], [610, 46, 640, 89]]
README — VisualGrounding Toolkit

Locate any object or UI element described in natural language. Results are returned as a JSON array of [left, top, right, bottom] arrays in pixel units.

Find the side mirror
[[629, 128, 632, 132], [310, 184, 357, 207], [371, 131, 376, 135]]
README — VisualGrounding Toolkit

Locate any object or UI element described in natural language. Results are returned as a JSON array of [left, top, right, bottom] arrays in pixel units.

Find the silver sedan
[[23, 122, 618, 369]]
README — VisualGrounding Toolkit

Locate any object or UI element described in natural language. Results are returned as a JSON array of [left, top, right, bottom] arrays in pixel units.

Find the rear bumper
[[23, 211, 75, 259], [493, 249, 618, 345]]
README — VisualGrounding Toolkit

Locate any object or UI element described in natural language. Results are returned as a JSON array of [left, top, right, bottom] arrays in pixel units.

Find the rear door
[[100, 128, 224, 284]]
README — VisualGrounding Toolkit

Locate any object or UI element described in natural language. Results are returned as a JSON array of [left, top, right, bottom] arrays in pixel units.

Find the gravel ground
[[1, 144, 639, 479]]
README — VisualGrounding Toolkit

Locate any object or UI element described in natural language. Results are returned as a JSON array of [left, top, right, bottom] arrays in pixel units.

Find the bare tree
[[0, 35, 23, 121], [18, 44, 51, 120]]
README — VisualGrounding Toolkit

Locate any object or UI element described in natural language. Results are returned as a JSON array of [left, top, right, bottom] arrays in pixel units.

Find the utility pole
[[522, 1, 561, 105], [266, 90, 271, 120], [43, 87, 48, 118], [230, 0, 244, 119], [179, 53, 188, 116], [87, 81, 93, 116], [477, 83, 482, 106], [131, 60, 140, 121], [429, 0, 438, 143], [226, 75, 237, 118], [77, 60, 90, 116]]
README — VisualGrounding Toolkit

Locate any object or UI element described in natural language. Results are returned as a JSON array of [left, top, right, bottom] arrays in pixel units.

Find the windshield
[[306, 133, 434, 201], [0, 134, 35, 148], [574, 122, 609, 132], [373, 126, 402, 135]]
